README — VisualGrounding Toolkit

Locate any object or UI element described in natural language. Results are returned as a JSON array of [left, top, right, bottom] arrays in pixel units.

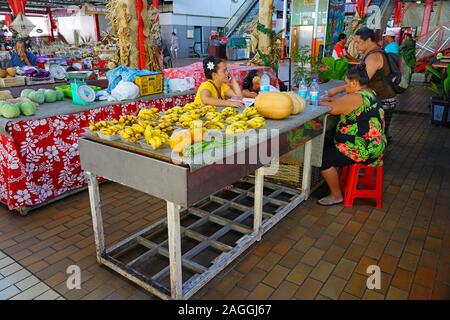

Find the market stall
[[78, 80, 342, 300]]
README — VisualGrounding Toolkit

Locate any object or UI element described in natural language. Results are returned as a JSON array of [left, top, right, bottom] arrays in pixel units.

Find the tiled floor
[[0, 250, 64, 300], [0, 84, 448, 300]]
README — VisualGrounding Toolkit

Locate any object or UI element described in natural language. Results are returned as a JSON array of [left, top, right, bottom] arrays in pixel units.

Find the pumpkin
[[6, 68, 16, 77], [169, 130, 192, 153], [0, 69, 7, 78], [255, 92, 293, 120], [283, 92, 306, 115]]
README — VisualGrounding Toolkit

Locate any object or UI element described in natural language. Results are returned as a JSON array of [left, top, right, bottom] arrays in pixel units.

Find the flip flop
[[317, 197, 343, 206]]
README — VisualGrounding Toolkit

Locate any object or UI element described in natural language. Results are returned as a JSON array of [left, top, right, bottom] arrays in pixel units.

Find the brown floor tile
[[301, 247, 325, 267], [379, 254, 398, 275], [271, 238, 295, 256], [294, 278, 323, 300], [257, 252, 283, 272], [238, 267, 267, 292], [262, 265, 290, 289], [320, 275, 347, 300], [414, 266, 436, 289], [235, 254, 261, 274], [269, 281, 299, 300], [323, 245, 346, 264], [278, 249, 304, 269], [224, 287, 249, 300], [398, 252, 420, 272], [344, 243, 367, 262], [363, 289, 385, 300], [333, 258, 357, 281], [431, 282, 450, 300], [247, 283, 274, 300], [410, 283, 432, 300], [286, 263, 312, 286], [293, 236, 316, 253], [309, 261, 335, 283], [384, 240, 405, 258], [344, 273, 368, 298], [386, 286, 409, 300], [391, 268, 414, 292], [355, 256, 378, 275]]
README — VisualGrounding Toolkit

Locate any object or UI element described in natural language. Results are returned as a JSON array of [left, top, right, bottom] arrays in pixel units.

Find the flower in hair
[[207, 61, 215, 71]]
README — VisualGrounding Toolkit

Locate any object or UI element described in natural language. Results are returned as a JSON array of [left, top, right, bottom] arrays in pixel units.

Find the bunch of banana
[[225, 114, 248, 124], [137, 119, 156, 129], [119, 126, 142, 143], [226, 121, 248, 135], [131, 123, 145, 134], [200, 105, 217, 116], [221, 107, 238, 118], [89, 120, 108, 132], [157, 121, 174, 133], [165, 106, 185, 115], [119, 115, 138, 126], [138, 108, 160, 121], [188, 109, 202, 120], [160, 114, 180, 123], [177, 113, 198, 128], [204, 120, 225, 130], [183, 102, 202, 111], [144, 128, 169, 150], [247, 117, 266, 129], [242, 107, 262, 119], [204, 112, 224, 122]]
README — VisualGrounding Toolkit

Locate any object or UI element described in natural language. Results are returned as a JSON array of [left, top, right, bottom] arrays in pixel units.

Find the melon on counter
[[6, 68, 16, 77], [283, 92, 306, 115], [255, 92, 293, 120]]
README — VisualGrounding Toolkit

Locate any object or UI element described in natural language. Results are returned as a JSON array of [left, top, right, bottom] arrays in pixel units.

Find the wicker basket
[[265, 157, 323, 190], [0, 76, 26, 88]]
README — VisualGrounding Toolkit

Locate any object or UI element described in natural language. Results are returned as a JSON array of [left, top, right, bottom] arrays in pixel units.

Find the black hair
[[203, 56, 223, 80], [346, 63, 370, 86], [405, 33, 413, 39], [355, 27, 376, 42], [172, 32, 176, 36], [243, 70, 259, 90], [338, 33, 347, 41]]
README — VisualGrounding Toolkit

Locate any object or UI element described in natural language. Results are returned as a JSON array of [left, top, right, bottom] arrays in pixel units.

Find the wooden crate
[[0, 76, 26, 88]]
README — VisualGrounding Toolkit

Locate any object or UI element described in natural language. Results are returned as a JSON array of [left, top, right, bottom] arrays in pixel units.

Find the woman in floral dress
[[317, 64, 387, 206]]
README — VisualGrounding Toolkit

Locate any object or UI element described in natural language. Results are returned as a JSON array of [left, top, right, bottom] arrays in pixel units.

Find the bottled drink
[[298, 77, 308, 100], [164, 77, 170, 94], [310, 78, 319, 107], [260, 71, 270, 93]]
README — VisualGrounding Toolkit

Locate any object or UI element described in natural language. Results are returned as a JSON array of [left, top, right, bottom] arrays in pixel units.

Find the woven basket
[[265, 156, 323, 190]]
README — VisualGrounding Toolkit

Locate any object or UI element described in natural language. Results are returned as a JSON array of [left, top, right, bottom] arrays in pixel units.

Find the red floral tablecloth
[[0, 94, 195, 211], [163, 62, 279, 89]]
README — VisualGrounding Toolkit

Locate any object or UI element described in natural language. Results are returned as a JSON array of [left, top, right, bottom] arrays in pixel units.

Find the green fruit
[[21, 89, 34, 99], [44, 90, 57, 103], [55, 90, 64, 101], [1, 104, 21, 118], [19, 102, 37, 116]]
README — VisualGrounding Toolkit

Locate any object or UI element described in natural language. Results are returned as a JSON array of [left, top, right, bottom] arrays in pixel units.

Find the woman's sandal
[[317, 197, 343, 206]]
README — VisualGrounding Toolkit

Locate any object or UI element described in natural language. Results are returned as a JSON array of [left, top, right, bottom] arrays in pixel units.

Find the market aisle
[[0, 109, 449, 300]]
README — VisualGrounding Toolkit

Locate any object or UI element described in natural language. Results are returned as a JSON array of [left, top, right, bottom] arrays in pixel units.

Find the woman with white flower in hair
[[194, 56, 244, 107]]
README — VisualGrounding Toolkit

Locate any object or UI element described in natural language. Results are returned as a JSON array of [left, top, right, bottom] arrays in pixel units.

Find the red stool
[[339, 164, 383, 208]]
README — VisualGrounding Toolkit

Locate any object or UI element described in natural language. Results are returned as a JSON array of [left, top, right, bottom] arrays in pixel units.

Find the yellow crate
[[134, 73, 163, 96]]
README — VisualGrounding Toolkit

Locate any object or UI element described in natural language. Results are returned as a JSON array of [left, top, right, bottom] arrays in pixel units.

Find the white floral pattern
[[0, 94, 195, 211]]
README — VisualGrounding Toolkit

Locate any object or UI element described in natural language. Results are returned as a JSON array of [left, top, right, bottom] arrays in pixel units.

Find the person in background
[[194, 56, 243, 107], [9, 40, 37, 67], [170, 32, 179, 61], [162, 42, 172, 68], [400, 33, 415, 52], [242, 70, 261, 98], [317, 64, 386, 206], [400, 33, 416, 69], [332, 33, 357, 61], [383, 30, 400, 54], [328, 27, 397, 142]]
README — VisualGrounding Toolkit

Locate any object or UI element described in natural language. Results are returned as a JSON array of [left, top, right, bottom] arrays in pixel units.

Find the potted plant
[[292, 45, 320, 88], [429, 65, 450, 126]]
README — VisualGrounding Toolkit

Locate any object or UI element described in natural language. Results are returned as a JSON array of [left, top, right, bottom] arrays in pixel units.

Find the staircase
[[224, 0, 259, 38]]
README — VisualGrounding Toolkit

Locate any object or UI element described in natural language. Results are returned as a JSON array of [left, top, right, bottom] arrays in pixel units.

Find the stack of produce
[[0, 90, 39, 118], [21, 88, 64, 104], [0, 68, 17, 78]]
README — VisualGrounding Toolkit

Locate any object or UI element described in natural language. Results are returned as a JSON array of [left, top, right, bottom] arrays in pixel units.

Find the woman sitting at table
[[242, 70, 261, 98], [317, 64, 387, 206], [194, 56, 244, 107]]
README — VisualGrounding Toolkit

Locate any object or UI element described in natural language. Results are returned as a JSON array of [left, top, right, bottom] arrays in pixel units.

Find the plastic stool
[[339, 164, 383, 208]]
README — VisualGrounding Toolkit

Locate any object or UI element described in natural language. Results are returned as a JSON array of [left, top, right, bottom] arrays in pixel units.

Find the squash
[[169, 130, 192, 153], [6, 68, 16, 77], [255, 92, 293, 120], [283, 92, 306, 115], [0, 69, 7, 78]]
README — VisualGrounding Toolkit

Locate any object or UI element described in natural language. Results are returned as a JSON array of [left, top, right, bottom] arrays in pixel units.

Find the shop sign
[[84, 5, 107, 15]]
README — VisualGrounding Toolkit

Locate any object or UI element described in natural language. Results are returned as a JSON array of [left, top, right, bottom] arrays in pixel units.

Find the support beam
[[420, 0, 434, 36], [167, 201, 183, 299]]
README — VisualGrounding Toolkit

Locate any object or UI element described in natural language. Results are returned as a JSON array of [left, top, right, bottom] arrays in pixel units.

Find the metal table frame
[[80, 110, 331, 300]]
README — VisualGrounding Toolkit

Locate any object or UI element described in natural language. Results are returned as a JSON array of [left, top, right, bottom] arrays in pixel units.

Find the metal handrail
[[224, 0, 259, 37]]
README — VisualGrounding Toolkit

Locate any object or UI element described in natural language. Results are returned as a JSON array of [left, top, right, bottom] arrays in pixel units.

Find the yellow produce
[[169, 130, 192, 153], [190, 120, 205, 142], [226, 114, 248, 124], [283, 92, 306, 115], [221, 107, 238, 118], [247, 117, 266, 129], [226, 121, 248, 135], [255, 92, 293, 120], [242, 107, 261, 119], [6, 68, 16, 77]]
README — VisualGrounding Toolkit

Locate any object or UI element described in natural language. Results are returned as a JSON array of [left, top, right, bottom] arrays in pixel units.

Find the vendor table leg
[[302, 140, 313, 200], [86, 172, 105, 262], [167, 201, 183, 299], [253, 167, 264, 240]]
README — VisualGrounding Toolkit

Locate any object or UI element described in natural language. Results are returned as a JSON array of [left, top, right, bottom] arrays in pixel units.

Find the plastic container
[[134, 73, 163, 96], [310, 78, 319, 107], [55, 84, 101, 98], [260, 71, 270, 93], [298, 77, 308, 100]]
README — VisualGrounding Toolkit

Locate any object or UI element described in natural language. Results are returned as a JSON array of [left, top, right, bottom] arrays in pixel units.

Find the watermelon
[[44, 90, 57, 103], [55, 90, 64, 101], [20, 102, 37, 116], [20, 89, 34, 99], [1, 104, 21, 118]]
